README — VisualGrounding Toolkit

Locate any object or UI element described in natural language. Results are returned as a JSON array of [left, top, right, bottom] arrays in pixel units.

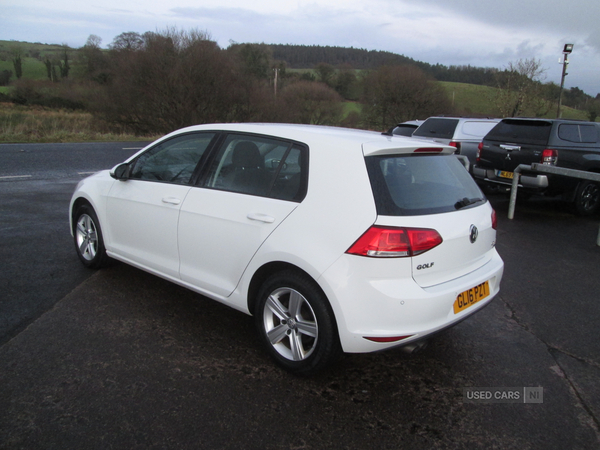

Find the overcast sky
[[2, 0, 599, 96]]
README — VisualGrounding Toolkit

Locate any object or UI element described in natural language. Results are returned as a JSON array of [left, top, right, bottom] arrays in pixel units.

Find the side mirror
[[110, 163, 131, 180]]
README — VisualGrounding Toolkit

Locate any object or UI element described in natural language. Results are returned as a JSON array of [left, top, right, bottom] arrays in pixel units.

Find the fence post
[[508, 165, 529, 220]]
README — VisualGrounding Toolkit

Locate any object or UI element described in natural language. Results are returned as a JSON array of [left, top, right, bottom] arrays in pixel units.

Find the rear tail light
[[477, 142, 483, 162], [491, 209, 497, 230], [541, 149, 558, 165], [346, 226, 443, 258], [449, 141, 461, 154]]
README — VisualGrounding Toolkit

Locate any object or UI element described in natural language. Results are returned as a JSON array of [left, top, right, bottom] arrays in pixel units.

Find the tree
[[77, 34, 109, 83], [109, 32, 144, 51], [0, 70, 12, 86], [10, 46, 23, 79], [229, 43, 272, 80], [97, 28, 244, 134], [314, 62, 335, 87], [587, 99, 600, 122], [334, 64, 358, 100], [43, 57, 52, 80], [360, 65, 451, 130], [278, 81, 343, 125], [58, 45, 71, 78], [493, 58, 549, 117]]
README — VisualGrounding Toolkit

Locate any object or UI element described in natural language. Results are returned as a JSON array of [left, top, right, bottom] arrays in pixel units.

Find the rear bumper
[[473, 166, 548, 189], [319, 250, 504, 354]]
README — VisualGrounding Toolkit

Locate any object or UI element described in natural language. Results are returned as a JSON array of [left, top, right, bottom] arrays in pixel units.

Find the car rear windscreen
[[485, 120, 552, 146], [412, 118, 459, 140], [366, 155, 485, 216]]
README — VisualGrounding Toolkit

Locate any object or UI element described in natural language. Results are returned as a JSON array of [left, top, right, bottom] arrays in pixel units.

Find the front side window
[[130, 133, 215, 184], [366, 155, 485, 216], [202, 134, 307, 201]]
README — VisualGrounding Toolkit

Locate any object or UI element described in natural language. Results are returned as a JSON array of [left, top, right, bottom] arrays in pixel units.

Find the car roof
[[157, 123, 456, 157]]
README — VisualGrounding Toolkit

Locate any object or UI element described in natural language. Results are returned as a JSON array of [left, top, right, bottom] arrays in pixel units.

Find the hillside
[[0, 39, 593, 122]]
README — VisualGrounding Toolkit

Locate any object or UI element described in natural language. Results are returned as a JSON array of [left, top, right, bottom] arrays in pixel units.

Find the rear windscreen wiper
[[454, 197, 483, 210]]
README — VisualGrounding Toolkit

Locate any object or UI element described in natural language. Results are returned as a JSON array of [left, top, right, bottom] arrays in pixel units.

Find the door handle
[[162, 197, 181, 205], [247, 213, 275, 223]]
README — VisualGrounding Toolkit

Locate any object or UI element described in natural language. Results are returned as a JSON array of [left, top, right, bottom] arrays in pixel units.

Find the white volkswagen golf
[[70, 123, 504, 375]]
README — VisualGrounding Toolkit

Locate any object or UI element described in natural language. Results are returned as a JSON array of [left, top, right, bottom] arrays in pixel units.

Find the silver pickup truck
[[411, 117, 500, 170]]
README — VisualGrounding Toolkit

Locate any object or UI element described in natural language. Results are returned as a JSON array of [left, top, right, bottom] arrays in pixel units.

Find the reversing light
[[346, 226, 443, 258]]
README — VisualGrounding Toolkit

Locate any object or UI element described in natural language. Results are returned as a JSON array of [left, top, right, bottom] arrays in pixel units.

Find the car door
[[105, 132, 216, 278], [178, 133, 307, 298]]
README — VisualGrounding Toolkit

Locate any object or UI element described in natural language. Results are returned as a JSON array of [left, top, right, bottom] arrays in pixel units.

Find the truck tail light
[[449, 141, 461, 154], [346, 226, 443, 258], [541, 149, 558, 165], [477, 142, 483, 162]]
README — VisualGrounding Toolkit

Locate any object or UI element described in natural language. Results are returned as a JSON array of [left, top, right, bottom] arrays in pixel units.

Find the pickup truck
[[473, 118, 600, 215]]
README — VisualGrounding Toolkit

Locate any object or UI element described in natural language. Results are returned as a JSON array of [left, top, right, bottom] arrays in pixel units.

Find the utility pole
[[557, 44, 574, 119], [273, 68, 279, 97]]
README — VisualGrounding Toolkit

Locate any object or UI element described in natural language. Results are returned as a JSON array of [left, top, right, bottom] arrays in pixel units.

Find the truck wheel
[[574, 180, 600, 216]]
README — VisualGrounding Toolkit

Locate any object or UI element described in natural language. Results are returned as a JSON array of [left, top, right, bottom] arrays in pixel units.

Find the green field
[[440, 81, 589, 120], [0, 40, 69, 81]]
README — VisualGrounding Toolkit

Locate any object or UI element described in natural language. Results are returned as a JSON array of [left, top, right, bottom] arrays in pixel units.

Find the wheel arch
[[70, 196, 94, 233], [247, 261, 330, 318]]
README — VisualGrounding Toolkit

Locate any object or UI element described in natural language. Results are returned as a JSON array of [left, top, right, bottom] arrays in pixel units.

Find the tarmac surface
[[1, 162, 599, 449]]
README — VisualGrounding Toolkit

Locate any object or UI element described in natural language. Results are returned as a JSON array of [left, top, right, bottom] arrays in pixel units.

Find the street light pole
[[557, 44, 574, 119]]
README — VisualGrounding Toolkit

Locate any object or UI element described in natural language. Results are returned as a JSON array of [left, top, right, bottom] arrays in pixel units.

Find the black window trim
[[127, 131, 222, 186], [195, 131, 310, 203]]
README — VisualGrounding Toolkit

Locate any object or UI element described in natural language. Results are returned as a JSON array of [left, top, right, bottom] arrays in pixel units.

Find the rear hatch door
[[479, 119, 552, 172], [365, 152, 496, 287]]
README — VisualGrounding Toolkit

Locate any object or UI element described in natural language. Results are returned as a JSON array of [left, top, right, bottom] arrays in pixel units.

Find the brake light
[[414, 148, 444, 153], [491, 209, 497, 230], [346, 226, 443, 258], [449, 141, 461, 153], [477, 142, 483, 162], [541, 149, 558, 165]]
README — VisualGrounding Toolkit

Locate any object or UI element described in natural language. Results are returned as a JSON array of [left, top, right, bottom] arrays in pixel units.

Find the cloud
[[2, 0, 599, 95]]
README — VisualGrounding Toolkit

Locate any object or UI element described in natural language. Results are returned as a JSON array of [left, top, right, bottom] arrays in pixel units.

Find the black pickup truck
[[472, 118, 600, 215]]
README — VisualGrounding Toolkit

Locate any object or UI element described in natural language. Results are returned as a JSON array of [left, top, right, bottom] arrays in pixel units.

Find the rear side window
[[558, 124, 598, 143], [413, 118, 459, 140], [461, 121, 498, 138], [366, 155, 485, 216], [202, 134, 307, 201], [485, 120, 551, 146]]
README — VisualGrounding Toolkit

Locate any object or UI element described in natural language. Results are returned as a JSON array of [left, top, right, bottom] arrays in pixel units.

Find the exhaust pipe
[[401, 340, 429, 354]]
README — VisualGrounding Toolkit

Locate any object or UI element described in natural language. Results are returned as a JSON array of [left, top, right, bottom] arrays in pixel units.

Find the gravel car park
[[70, 123, 504, 375]]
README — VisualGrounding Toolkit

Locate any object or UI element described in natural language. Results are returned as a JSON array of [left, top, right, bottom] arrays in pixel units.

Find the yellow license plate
[[497, 170, 514, 179], [454, 281, 490, 314]]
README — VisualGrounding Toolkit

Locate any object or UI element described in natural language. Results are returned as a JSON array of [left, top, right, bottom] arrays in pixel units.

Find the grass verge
[[0, 103, 158, 143]]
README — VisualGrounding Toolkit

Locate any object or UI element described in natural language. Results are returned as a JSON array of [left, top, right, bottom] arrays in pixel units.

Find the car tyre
[[574, 180, 600, 216], [73, 204, 110, 269], [255, 270, 341, 375]]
